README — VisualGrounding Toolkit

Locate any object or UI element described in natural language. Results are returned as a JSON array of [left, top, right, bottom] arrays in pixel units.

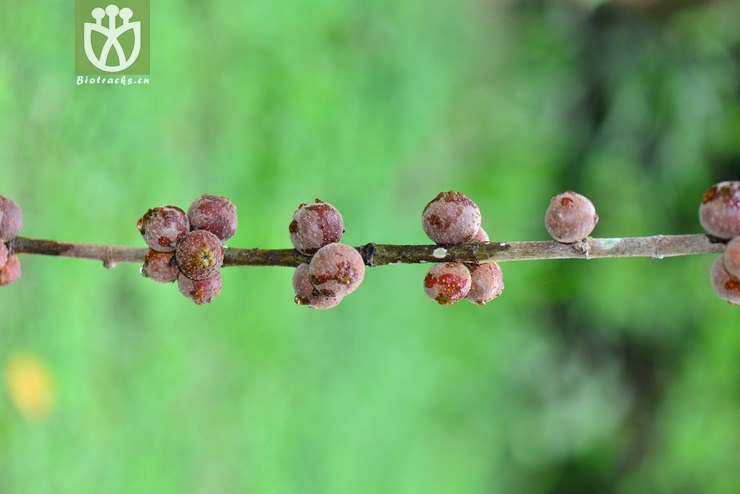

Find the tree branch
[[9, 234, 726, 269]]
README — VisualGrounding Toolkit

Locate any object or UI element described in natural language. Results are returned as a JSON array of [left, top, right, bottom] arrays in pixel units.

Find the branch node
[[102, 246, 117, 269], [651, 234, 664, 260], [706, 234, 728, 244], [571, 238, 593, 259], [360, 243, 377, 267]]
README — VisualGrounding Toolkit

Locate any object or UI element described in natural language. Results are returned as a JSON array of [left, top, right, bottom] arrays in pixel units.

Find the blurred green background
[[1, 0, 739, 492]]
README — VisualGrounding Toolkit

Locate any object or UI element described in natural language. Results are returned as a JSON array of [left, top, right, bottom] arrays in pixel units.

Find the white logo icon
[[84, 4, 141, 72]]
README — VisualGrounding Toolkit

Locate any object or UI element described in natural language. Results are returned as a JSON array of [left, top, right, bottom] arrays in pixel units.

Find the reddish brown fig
[[699, 181, 740, 239], [289, 199, 344, 255], [136, 206, 189, 252], [308, 243, 365, 298], [0, 196, 23, 242], [292, 263, 343, 309], [724, 237, 740, 280], [178, 272, 222, 305], [188, 194, 238, 242], [0, 255, 21, 286], [466, 262, 504, 305], [469, 228, 490, 243], [176, 230, 224, 281], [0, 242, 7, 270], [142, 250, 179, 284], [710, 255, 740, 305], [423, 262, 472, 305], [422, 191, 482, 245], [545, 191, 598, 243]]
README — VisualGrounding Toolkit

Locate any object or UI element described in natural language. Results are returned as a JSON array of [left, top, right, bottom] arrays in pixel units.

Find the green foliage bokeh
[[1, 1, 739, 492]]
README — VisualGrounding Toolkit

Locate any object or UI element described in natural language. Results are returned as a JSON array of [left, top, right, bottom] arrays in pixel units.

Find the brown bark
[[10, 234, 726, 269]]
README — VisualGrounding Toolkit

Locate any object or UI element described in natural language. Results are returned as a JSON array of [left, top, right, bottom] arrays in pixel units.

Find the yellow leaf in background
[[4, 353, 55, 420]]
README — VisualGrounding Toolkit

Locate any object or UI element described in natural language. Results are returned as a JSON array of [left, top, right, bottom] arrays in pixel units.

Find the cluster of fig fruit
[[421, 191, 504, 305], [418, 189, 601, 306], [137, 195, 237, 305], [2, 180, 738, 308], [700, 181, 740, 305], [0, 196, 23, 286], [289, 200, 365, 309], [537, 182, 740, 305]]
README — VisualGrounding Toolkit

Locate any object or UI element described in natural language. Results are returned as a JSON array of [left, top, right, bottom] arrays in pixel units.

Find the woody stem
[[9, 234, 727, 268]]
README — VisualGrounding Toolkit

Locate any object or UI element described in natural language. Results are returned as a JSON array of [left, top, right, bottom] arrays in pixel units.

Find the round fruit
[[423, 262, 472, 305], [289, 199, 344, 254], [142, 250, 179, 284], [178, 271, 222, 305], [293, 263, 343, 309], [0, 196, 23, 242], [176, 230, 224, 281], [308, 243, 365, 297], [188, 194, 238, 242], [724, 237, 740, 280], [136, 206, 189, 252], [0, 255, 21, 286], [0, 242, 7, 270], [710, 255, 740, 305], [466, 262, 504, 305], [545, 191, 599, 243], [470, 228, 489, 242], [422, 191, 482, 245], [699, 181, 740, 239]]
